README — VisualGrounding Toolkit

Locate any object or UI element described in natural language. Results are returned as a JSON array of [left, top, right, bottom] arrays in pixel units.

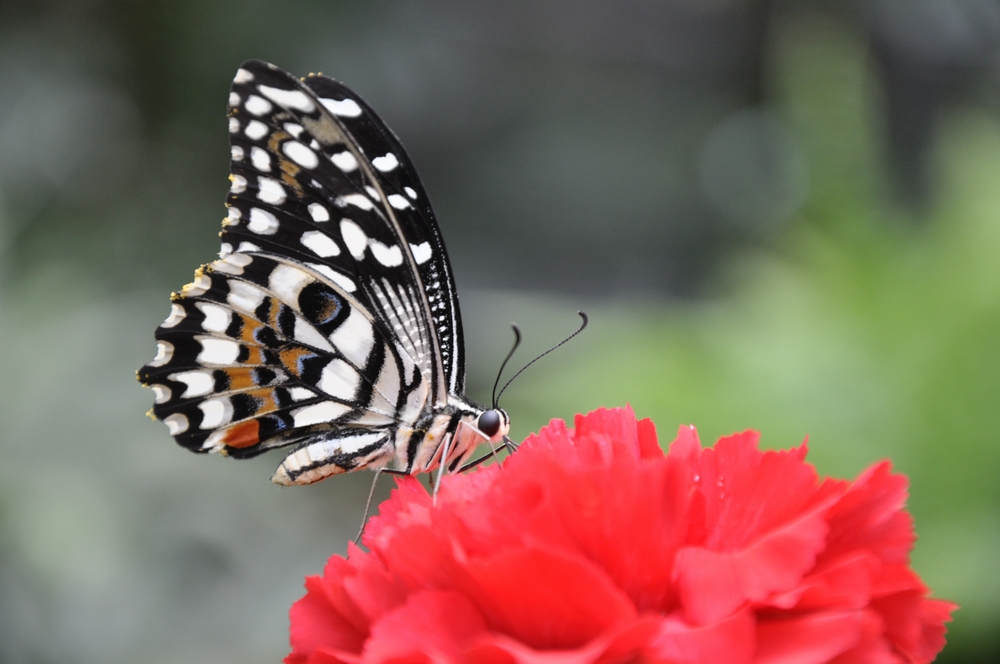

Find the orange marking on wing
[[246, 387, 278, 413], [268, 299, 283, 329], [267, 130, 291, 151], [281, 169, 304, 197], [223, 420, 260, 448], [243, 347, 266, 364], [223, 367, 257, 390], [238, 316, 263, 344], [279, 346, 315, 377], [315, 294, 339, 324]]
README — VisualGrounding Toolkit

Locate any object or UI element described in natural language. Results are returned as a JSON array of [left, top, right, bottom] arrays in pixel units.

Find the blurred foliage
[[2, 2, 1000, 663]]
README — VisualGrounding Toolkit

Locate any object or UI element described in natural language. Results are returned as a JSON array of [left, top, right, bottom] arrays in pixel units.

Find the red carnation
[[285, 407, 955, 664]]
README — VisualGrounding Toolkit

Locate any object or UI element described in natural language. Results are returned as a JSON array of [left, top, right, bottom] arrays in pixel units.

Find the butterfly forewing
[[221, 61, 456, 405]]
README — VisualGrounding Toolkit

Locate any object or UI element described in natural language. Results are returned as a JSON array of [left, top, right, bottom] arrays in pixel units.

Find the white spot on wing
[[164, 413, 188, 435], [225, 207, 241, 226], [230, 175, 247, 193], [199, 397, 234, 429], [294, 317, 333, 351], [283, 141, 319, 169], [248, 207, 279, 234], [196, 302, 232, 333], [320, 358, 360, 400], [256, 177, 286, 205], [288, 387, 314, 401], [387, 194, 411, 210], [227, 280, 266, 314], [197, 338, 241, 365], [258, 85, 316, 112], [292, 401, 351, 427], [308, 264, 356, 292], [228, 92, 241, 107], [372, 345, 401, 409], [202, 429, 227, 451], [269, 264, 311, 306], [245, 120, 268, 140], [171, 370, 215, 398], [404, 186, 417, 199], [308, 203, 329, 222], [182, 272, 211, 297], [410, 242, 433, 265], [162, 303, 186, 328], [284, 122, 304, 138], [300, 231, 340, 257], [339, 219, 367, 259], [151, 384, 171, 404], [331, 151, 358, 172], [364, 185, 380, 200], [370, 241, 403, 267], [219, 243, 233, 257], [320, 97, 362, 117], [329, 307, 374, 367], [229, 118, 240, 133], [213, 252, 253, 275], [237, 241, 261, 252], [336, 194, 374, 211], [234, 68, 254, 83], [244, 94, 273, 116], [250, 146, 272, 172], [231, 145, 244, 161], [150, 341, 174, 367], [372, 153, 399, 172]]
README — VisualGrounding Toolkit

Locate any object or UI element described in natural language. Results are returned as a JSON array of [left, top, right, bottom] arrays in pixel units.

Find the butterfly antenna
[[491, 324, 523, 409], [495, 311, 588, 406]]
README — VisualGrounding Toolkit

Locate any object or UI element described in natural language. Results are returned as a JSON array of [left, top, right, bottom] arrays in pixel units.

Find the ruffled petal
[[362, 590, 489, 663], [755, 610, 869, 664], [644, 609, 755, 664], [460, 548, 638, 650]]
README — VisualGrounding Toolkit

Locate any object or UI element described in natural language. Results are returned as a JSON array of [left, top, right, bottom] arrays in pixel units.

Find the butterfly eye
[[478, 409, 502, 438]]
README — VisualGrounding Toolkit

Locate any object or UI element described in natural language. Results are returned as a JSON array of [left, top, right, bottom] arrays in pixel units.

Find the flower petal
[[461, 548, 638, 650], [645, 609, 755, 664], [363, 590, 489, 663], [755, 610, 868, 664]]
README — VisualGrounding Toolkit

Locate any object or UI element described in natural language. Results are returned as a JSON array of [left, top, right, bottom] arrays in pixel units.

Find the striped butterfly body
[[137, 60, 509, 486]]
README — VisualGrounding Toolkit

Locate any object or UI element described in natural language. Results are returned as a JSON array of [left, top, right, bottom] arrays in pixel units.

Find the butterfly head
[[476, 408, 509, 442]]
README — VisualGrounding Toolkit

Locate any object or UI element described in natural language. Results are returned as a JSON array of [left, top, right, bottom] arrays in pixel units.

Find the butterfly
[[137, 60, 512, 487]]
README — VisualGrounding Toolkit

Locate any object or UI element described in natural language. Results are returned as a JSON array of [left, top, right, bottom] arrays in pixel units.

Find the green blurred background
[[1, 1, 998, 662]]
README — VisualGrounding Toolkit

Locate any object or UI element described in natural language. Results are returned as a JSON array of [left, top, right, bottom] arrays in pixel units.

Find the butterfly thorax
[[401, 398, 510, 474]]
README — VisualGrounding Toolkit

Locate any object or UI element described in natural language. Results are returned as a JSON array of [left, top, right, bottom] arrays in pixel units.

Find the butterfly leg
[[355, 467, 408, 545], [458, 450, 496, 472], [431, 432, 455, 502], [453, 419, 504, 471]]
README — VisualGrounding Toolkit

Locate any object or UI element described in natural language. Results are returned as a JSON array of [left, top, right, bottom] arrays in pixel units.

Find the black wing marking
[[222, 59, 460, 406]]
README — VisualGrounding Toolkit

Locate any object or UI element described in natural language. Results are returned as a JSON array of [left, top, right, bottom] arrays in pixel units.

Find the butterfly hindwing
[[138, 251, 428, 461]]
